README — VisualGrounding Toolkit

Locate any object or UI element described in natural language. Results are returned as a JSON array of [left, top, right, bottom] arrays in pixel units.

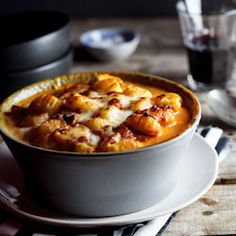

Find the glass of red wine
[[177, 0, 236, 91]]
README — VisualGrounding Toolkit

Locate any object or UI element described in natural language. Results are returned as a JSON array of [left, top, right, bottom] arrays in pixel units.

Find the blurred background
[[2, 0, 236, 99], [0, 0, 177, 17]]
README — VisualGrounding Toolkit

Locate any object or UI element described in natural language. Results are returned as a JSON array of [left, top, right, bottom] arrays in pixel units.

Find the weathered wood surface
[[162, 185, 236, 236], [71, 18, 236, 235]]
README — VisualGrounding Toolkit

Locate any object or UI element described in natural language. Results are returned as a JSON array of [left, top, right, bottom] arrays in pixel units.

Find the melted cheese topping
[[76, 111, 94, 122], [4, 73, 192, 153], [99, 106, 133, 127]]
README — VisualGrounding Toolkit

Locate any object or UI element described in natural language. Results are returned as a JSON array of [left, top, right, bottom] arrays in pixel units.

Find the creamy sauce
[[4, 75, 192, 153]]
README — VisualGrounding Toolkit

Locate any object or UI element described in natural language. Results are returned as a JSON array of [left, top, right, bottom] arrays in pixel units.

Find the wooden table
[[71, 18, 236, 235]]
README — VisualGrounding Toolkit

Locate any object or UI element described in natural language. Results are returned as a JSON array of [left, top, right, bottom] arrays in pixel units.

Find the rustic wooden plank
[[162, 185, 236, 236]]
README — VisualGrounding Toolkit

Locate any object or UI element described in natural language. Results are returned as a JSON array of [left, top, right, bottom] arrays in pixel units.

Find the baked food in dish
[[4, 73, 191, 153], [0, 72, 200, 217]]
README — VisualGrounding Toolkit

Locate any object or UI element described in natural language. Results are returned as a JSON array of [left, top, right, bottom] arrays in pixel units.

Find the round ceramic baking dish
[[0, 72, 201, 217]]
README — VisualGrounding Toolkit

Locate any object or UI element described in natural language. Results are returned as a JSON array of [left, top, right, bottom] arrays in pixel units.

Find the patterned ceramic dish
[[80, 28, 140, 61]]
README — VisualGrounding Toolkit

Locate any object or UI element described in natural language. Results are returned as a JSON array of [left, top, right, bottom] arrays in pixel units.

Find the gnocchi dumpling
[[29, 94, 62, 115], [75, 142, 94, 153], [99, 105, 132, 127], [84, 117, 111, 132], [51, 124, 90, 148], [64, 94, 100, 112], [98, 133, 141, 152], [126, 112, 161, 136], [154, 93, 182, 112], [149, 106, 176, 126], [20, 113, 49, 127], [124, 85, 152, 98], [30, 119, 66, 148], [130, 97, 153, 111], [92, 74, 126, 93]]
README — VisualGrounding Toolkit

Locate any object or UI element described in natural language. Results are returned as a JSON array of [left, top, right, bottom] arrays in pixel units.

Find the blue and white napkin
[[0, 127, 231, 236]]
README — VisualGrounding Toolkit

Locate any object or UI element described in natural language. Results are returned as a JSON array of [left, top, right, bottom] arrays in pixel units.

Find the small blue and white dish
[[80, 27, 140, 61]]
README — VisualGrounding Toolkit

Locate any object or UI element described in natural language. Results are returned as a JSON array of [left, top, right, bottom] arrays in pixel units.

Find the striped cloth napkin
[[0, 127, 231, 236]]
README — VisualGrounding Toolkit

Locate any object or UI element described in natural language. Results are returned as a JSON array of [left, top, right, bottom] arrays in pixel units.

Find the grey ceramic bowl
[[0, 11, 71, 73], [0, 48, 73, 101], [80, 28, 140, 61], [0, 72, 201, 217]]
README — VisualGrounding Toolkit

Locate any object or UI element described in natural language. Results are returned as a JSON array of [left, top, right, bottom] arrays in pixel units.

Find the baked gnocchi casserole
[[4, 73, 192, 153]]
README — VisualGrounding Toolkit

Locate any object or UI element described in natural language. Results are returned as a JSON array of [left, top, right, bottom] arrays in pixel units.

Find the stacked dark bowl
[[0, 11, 73, 101]]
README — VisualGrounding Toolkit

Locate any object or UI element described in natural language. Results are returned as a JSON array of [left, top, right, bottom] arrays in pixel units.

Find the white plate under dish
[[0, 133, 218, 227]]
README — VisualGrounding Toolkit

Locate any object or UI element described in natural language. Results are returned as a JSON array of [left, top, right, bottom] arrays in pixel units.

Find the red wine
[[186, 34, 235, 86]]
